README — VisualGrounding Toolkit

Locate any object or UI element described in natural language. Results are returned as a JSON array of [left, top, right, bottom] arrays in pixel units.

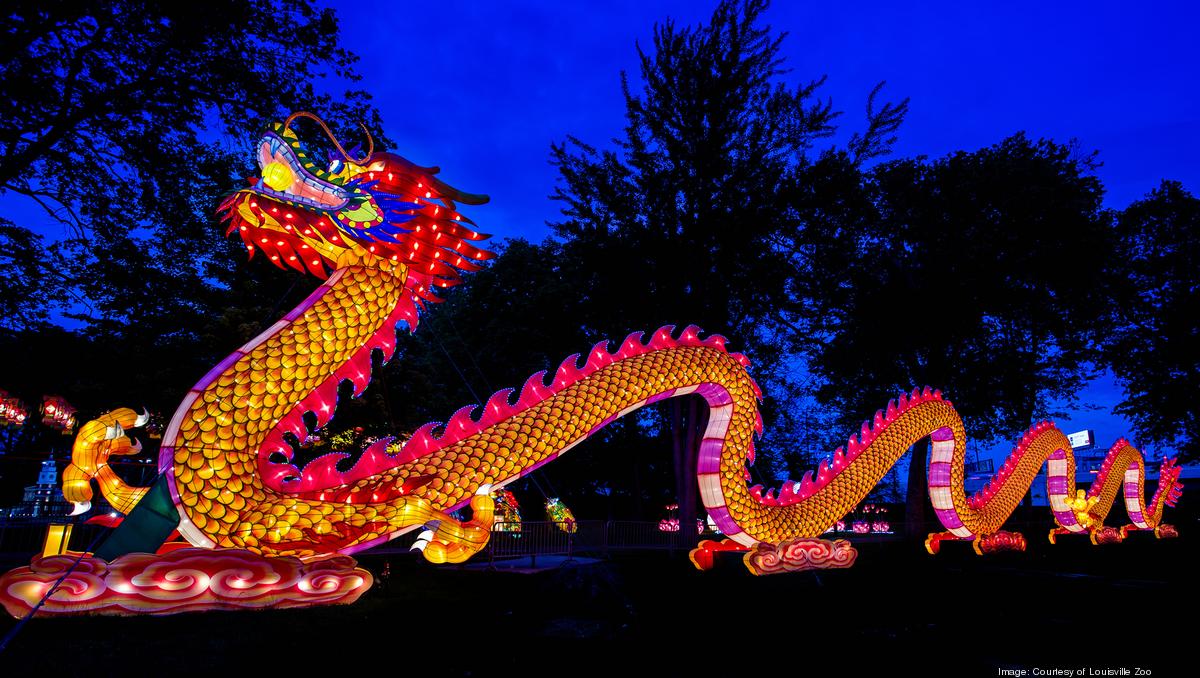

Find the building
[[4, 453, 77, 519], [1, 451, 126, 520]]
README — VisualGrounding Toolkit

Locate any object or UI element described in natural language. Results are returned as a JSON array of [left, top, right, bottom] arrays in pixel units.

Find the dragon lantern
[[0, 114, 1182, 617]]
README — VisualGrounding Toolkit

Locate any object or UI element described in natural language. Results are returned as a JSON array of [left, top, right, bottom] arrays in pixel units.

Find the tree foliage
[[0, 218, 62, 331], [0, 0, 386, 493], [551, 0, 906, 455], [1103, 181, 1200, 461], [0, 0, 386, 329], [800, 134, 1112, 445], [547, 0, 909, 522]]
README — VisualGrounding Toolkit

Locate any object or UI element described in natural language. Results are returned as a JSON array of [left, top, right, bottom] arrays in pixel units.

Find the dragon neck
[[159, 258, 415, 546]]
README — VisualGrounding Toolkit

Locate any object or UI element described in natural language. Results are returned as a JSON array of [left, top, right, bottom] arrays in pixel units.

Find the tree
[[0, 0, 386, 500], [1103, 181, 1200, 461], [550, 0, 907, 527], [799, 134, 1113, 531], [0, 219, 64, 332], [1, 0, 386, 325]]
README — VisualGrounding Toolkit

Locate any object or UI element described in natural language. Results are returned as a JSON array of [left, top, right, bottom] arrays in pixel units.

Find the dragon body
[[2, 115, 1182, 619], [157, 115, 1182, 562]]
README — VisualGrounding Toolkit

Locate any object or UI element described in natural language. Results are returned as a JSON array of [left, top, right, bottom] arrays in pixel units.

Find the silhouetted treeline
[[1, 1, 1195, 517]]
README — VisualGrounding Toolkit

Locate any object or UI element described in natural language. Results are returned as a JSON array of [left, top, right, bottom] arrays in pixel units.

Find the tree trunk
[[630, 423, 643, 520], [1019, 397, 1035, 508], [671, 399, 683, 543], [672, 397, 706, 545], [905, 441, 931, 538]]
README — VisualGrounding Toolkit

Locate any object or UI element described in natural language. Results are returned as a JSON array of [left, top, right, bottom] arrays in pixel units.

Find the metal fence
[[481, 520, 716, 567], [0, 518, 695, 567], [0, 517, 981, 568]]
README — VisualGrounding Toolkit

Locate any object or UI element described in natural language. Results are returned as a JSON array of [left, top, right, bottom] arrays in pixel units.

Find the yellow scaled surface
[[170, 249, 765, 556], [165, 255, 1173, 557], [159, 115, 1178, 565]]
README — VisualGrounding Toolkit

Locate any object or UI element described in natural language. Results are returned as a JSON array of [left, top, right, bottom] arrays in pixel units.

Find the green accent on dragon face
[[269, 122, 346, 185], [250, 127, 356, 213]]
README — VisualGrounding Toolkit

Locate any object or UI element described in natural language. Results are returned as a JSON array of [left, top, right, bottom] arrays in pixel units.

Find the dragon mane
[[218, 116, 495, 310]]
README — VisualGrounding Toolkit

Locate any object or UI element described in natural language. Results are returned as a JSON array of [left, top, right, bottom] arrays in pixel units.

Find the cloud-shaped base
[[0, 547, 372, 617]]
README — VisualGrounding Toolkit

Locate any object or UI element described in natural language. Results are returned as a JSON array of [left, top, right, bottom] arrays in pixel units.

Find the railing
[[487, 522, 572, 567], [480, 520, 719, 567], [605, 520, 704, 550], [0, 518, 711, 564], [1, 515, 1066, 565]]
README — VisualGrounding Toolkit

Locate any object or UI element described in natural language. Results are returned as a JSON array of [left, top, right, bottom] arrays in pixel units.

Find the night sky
[[9, 1, 1200, 466], [346, 1, 1199, 237], [339, 1, 1198, 463]]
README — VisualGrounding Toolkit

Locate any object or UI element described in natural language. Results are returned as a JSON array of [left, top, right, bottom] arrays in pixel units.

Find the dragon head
[[219, 112, 494, 303]]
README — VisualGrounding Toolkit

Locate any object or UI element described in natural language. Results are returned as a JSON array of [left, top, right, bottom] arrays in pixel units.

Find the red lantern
[[40, 395, 77, 434], [0, 390, 28, 428]]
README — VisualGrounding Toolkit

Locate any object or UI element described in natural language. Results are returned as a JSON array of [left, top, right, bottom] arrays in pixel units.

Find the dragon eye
[[328, 159, 344, 174], [262, 161, 293, 191]]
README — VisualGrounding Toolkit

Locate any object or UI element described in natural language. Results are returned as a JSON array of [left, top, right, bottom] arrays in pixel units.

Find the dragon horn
[[135, 409, 151, 427]]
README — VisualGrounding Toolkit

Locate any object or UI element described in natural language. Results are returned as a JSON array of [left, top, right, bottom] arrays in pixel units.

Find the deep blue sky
[[345, 0, 1198, 240], [6, 2, 1195, 465], [339, 1, 1198, 462]]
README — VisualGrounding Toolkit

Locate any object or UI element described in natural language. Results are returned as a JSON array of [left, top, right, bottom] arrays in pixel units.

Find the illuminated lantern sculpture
[[40, 395, 76, 434], [492, 489, 522, 533], [659, 503, 681, 532], [1064, 489, 1100, 530], [659, 503, 709, 534], [544, 497, 577, 533], [0, 390, 29, 428], [1, 112, 1186, 619]]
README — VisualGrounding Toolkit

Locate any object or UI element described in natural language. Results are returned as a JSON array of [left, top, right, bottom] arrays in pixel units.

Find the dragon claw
[[410, 529, 435, 552], [105, 423, 125, 440]]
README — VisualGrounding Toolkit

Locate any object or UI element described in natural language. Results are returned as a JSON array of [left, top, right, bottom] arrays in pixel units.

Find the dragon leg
[[62, 407, 152, 515], [411, 486, 496, 564]]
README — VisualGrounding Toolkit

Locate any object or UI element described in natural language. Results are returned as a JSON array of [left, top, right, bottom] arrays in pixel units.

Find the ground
[[0, 531, 1194, 676]]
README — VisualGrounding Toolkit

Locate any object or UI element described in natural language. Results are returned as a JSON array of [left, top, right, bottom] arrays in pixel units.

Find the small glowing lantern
[[41, 524, 74, 557], [41, 395, 77, 434], [0, 390, 29, 428]]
